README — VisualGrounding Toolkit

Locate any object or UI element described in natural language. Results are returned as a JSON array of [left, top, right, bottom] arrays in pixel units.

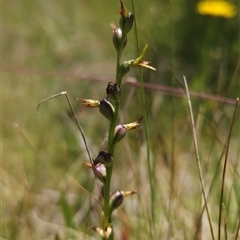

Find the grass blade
[[183, 76, 215, 240]]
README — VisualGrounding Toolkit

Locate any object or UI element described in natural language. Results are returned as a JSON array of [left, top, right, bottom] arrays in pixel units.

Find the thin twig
[[37, 91, 92, 164], [218, 97, 239, 240], [3, 67, 238, 105], [234, 217, 240, 240], [222, 203, 228, 240], [183, 76, 215, 240]]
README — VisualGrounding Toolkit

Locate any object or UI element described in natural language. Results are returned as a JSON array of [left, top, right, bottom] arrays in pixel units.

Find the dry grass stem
[[183, 75, 215, 240], [218, 97, 239, 240]]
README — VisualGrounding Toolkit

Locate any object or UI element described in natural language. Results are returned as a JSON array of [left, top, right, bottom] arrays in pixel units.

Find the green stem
[[103, 48, 122, 240]]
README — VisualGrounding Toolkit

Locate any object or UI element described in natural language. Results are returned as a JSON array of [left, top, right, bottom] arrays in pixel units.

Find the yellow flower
[[196, 1, 237, 18], [130, 45, 156, 71], [77, 98, 100, 107]]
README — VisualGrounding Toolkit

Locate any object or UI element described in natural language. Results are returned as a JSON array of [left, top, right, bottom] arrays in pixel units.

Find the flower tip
[[137, 116, 143, 123], [121, 189, 138, 197], [82, 161, 92, 168], [77, 98, 100, 107]]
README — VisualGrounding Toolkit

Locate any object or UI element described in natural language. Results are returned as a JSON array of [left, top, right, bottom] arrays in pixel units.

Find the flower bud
[[110, 190, 124, 212], [94, 151, 113, 167], [119, 62, 130, 80], [83, 161, 106, 183], [106, 82, 121, 101], [113, 124, 127, 144], [93, 163, 106, 183], [118, 0, 134, 34], [119, 12, 134, 34], [113, 117, 142, 144], [99, 99, 115, 121], [112, 27, 127, 52], [110, 190, 138, 213]]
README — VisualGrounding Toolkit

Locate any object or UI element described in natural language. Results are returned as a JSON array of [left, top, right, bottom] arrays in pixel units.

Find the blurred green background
[[2, 0, 240, 239]]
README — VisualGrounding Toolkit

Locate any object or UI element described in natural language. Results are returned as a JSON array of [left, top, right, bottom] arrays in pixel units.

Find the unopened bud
[[94, 151, 113, 167], [112, 26, 127, 52], [113, 124, 127, 144], [110, 190, 138, 212], [99, 99, 115, 121], [119, 12, 134, 34], [118, 0, 134, 34], [93, 163, 106, 183], [110, 190, 124, 212], [106, 82, 121, 101], [83, 161, 106, 183], [113, 117, 142, 144]]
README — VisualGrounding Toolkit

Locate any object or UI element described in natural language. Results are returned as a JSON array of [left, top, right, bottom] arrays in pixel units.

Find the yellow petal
[[77, 98, 100, 107], [139, 62, 157, 71], [196, 1, 237, 18], [133, 44, 148, 64]]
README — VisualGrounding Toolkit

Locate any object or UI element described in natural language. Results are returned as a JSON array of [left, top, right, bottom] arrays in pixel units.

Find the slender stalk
[[37, 92, 92, 164], [183, 76, 215, 240], [234, 217, 240, 240], [218, 98, 239, 240], [131, 0, 155, 235], [103, 43, 123, 240]]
